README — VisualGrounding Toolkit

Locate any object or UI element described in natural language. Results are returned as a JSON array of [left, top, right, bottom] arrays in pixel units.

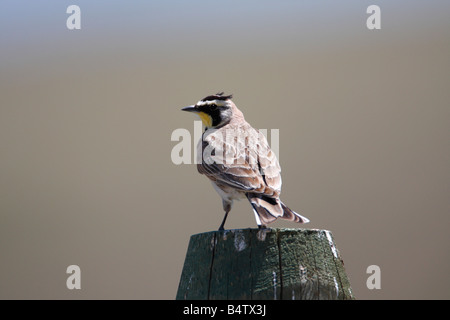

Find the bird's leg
[[218, 210, 229, 231], [219, 200, 232, 231]]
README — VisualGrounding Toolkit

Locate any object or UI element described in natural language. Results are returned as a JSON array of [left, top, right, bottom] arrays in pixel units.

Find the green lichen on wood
[[278, 229, 319, 300], [176, 231, 215, 300], [176, 228, 354, 300], [209, 229, 253, 299], [249, 228, 281, 300]]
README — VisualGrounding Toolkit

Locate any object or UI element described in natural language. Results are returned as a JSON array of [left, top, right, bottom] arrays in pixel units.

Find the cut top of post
[[176, 228, 354, 300]]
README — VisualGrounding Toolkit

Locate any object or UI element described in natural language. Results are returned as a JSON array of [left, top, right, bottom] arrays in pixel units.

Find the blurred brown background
[[1, 1, 449, 299]]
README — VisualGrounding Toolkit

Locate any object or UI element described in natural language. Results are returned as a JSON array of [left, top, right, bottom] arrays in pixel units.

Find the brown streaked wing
[[255, 130, 282, 193], [197, 124, 282, 195]]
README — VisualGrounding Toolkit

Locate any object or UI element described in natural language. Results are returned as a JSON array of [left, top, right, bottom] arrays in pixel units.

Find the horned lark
[[182, 92, 309, 230]]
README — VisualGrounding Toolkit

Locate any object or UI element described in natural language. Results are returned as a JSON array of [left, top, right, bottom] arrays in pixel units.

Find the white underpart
[[211, 182, 245, 203]]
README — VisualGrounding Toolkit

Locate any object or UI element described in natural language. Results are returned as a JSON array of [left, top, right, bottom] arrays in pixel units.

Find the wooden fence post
[[176, 228, 354, 300]]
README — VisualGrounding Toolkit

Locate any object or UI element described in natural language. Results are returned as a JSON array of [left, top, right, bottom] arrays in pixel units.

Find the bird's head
[[182, 92, 235, 129]]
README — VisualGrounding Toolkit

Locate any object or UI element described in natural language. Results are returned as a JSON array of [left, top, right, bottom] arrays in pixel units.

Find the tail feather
[[247, 194, 310, 226], [280, 202, 310, 224], [249, 201, 278, 226]]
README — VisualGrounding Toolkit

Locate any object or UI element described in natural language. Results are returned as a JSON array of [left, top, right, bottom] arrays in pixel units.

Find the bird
[[182, 92, 310, 230]]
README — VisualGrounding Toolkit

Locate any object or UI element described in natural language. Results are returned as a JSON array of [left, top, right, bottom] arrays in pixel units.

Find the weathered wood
[[176, 228, 354, 300]]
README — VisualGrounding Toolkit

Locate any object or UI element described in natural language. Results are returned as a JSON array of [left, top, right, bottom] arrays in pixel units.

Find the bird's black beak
[[181, 105, 197, 112]]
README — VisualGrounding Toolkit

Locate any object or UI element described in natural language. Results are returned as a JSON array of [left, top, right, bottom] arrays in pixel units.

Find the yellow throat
[[197, 112, 212, 128]]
